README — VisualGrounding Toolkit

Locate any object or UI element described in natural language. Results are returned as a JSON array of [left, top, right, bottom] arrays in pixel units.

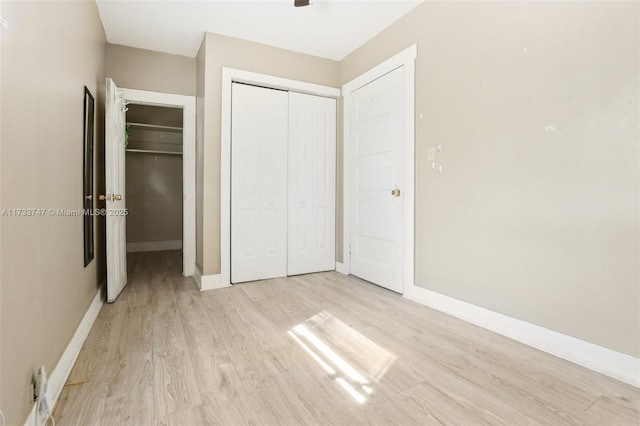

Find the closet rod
[[125, 149, 182, 156]]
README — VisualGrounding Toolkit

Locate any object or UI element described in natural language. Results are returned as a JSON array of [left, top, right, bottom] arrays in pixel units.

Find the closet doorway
[[125, 104, 184, 255], [221, 69, 340, 286], [105, 84, 196, 302], [120, 88, 196, 281]]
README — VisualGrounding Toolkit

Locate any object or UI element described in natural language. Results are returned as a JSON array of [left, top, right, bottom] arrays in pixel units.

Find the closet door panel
[[288, 92, 336, 276], [260, 99, 289, 280], [231, 83, 288, 283]]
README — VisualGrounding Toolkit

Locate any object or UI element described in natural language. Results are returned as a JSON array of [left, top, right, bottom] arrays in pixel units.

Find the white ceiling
[[96, 0, 422, 61]]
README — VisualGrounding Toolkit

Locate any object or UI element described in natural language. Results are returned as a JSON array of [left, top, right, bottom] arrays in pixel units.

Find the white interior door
[[350, 67, 404, 293], [105, 78, 128, 302], [231, 83, 288, 283], [288, 93, 336, 276]]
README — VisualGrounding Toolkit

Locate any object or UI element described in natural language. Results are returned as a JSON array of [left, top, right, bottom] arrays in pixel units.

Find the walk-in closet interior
[[125, 104, 184, 253]]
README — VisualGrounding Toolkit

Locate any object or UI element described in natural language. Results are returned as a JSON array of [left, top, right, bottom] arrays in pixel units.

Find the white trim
[[222, 68, 340, 98], [404, 285, 640, 388], [341, 44, 417, 294], [126, 240, 182, 253], [342, 44, 417, 94], [200, 273, 229, 291], [221, 67, 340, 287], [193, 263, 203, 289], [25, 286, 104, 426], [120, 88, 196, 277], [193, 264, 230, 291], [335, 262, 349, 275]]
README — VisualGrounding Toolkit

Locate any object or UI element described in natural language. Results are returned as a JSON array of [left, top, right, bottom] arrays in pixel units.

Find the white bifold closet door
[[231, 83, 288, 283], [288, 93, 336, 276], [231, 83, 336, 284]]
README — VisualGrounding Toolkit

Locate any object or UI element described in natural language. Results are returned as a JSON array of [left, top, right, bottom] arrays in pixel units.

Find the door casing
[[342, 44, 417, 296], [120, 88, 197, 278]]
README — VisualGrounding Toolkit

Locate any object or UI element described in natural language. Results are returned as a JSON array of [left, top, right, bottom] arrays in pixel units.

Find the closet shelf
[[127, 122, 183, 132], [126, 148, 182, 156]]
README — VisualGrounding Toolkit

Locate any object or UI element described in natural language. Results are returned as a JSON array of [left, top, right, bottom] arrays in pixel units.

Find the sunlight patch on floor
[[288, 311, 396, 404]]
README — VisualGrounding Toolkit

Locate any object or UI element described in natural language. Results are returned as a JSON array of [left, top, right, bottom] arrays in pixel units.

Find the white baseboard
[[126, 240, 182, 253], [194, 264, 230, 291], [335, 261, 349, 275], [404, 285, 640, 388], [25, 284, 104, 426], [200, 273, 226, 291]]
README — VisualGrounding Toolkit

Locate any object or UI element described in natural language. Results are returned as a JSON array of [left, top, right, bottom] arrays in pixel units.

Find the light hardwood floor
[[53, 251, 640, 425]]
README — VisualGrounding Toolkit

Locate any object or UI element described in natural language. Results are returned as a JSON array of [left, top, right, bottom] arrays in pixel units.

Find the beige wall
[[0, 1, 107, 424], [341, 1, 640, 357], [198, 33, 340, 275], [106, 43, 196, 96]]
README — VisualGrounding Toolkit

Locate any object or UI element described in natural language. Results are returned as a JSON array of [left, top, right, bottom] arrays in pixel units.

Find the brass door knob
[[114, 194, 122, 201], [391, 189, 401, 197], [99, 195, 107, 201], [85, 195, 93, 201]]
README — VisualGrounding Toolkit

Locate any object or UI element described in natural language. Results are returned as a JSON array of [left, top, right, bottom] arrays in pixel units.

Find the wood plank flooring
[[53, 251, 640, 425]]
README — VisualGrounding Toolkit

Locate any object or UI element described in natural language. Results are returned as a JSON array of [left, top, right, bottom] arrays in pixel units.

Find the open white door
[[105, 78, 128, 302], [350, 67, 404, 293]]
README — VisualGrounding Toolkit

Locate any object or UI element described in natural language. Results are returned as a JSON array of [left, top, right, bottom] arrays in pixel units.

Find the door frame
[[220, 67, 340, 287], [121, 88, 196, 277], [341, 44, 417, 295]]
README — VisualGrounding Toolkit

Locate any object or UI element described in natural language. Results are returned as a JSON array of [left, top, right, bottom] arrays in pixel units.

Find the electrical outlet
[[34, 366, 52, 421], [34, 366, 48, 401]]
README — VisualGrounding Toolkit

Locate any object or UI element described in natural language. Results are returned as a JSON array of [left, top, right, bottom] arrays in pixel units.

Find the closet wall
[[125, 104, 183, 251]]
